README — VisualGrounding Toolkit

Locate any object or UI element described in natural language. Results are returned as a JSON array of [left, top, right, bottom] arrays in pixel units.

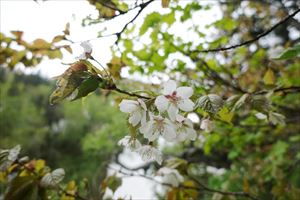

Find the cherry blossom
[[155, 80, 195, 121], [174, 115, 197, 142], [77, 41, 92, 60], [139, 114, 176, 142], [200, 119, 214, 132], [137, 145, 163, 164], [119, 99, 147, 126], [157, 167, 184, 187], [118, 136, 142, 151]]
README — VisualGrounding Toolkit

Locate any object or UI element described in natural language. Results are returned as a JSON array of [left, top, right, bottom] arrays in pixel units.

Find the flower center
[[165, 91, 180, 104], [154, 118, 165, 132]]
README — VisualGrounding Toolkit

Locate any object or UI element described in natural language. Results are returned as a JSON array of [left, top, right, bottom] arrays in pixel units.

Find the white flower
[[174, 115, 197, 142], [76, 41, 92, 60], [119, 99, 147, 126], [255, 112, 267, 120], [137, 145, 163, 165], [139, 114, 176, 142], [157, 167, 184, 187], [200, 119, 214, 132], [118, 136, 142, 151], [155, 80, 194, 121]]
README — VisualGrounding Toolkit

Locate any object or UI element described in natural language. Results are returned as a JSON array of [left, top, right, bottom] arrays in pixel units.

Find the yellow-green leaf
[[31, 39, 51, 49], [218, 107, 234, 123], [263, 68, 276, 85], [52, 35, 65, 43]]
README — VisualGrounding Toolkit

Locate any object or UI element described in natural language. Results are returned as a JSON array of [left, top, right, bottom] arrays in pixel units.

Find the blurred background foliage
[[0, 67, 126, 189]]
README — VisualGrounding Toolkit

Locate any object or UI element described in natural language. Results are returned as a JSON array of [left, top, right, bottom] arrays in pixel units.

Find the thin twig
[[254, 86, 300, 95], [114, 0, 154, 44], [191, 8, 300, 53], [114, 87, 151, 99], [110, 165, 259, 200], [189, 176, 259, 200]]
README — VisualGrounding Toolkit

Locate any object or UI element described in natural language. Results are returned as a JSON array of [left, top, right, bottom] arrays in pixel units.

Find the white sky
[[0, 1, 220, 199]]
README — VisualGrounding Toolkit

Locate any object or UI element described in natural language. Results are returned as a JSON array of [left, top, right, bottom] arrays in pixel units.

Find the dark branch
[[196, 58, 247, 93], [254, 86, 300, 95], [100, 0, 154, 44], [191, 8, 300, 53], [114, 87, 151, 99]]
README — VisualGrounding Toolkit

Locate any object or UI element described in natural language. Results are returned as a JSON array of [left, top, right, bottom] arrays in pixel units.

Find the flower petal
[[178, 99, 194, 112], [137, 99, 147, 110], [167, 104, 178, 121], [141, 110, 147, 126], [129, 111, 142, 126], [119, 100, 138, 113], [162, 80, 177, 95], [155, 95, 169, 112], [139, 121, 154, 135], [176, 87, 193, 99], [186, 128, 197, 141], [145, 130, 159, 141], [76, 53, 86, 60], [162, 123, 176, 142], [80, 41, 92, 53]]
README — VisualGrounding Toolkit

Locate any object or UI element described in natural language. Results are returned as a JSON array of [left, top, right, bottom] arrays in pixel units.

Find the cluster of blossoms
[[118, 80, 214, 164]]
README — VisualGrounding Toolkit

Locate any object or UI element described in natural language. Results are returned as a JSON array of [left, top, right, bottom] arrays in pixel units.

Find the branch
[[189, 176, 259, 200], [109, 166, 259, 200], [191, 8, 300, 53], [160, 32, 246, 93], [103, 0, 154, 44], [114, 87, 151, 99], [97, 1, 126, 15], [196, 58, 247, 93], [254, 86, 300, 95], [115, 153, 155, 171]]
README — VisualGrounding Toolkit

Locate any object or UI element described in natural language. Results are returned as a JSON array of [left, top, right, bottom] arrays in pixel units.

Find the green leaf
[[139, 12, 161, 36], [275, 45, 300, 60], [162, 12, 175, 26], [4, 176, 39, 200], [218, 107, 234, 123], [271, 141, 288, 157], [48, 49, 63, 59], [70, 75, 101, 101], [196, 94, 224, 114]]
